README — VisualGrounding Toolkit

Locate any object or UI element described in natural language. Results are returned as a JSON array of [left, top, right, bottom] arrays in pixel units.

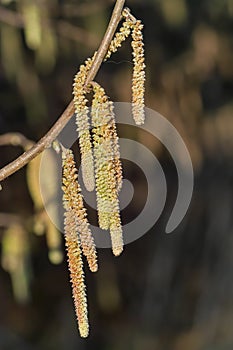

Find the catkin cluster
[[63, 7, 145, 339]]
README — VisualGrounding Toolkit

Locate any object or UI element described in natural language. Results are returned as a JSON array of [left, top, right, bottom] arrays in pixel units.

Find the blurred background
[[0, 0, 233, 349]]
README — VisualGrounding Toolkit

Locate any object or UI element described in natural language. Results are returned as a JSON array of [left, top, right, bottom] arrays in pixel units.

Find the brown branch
[[0, 0, 125, 182]]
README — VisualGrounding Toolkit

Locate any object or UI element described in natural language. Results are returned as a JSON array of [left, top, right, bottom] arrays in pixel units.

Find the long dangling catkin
[[91, 82, 123, 192], [91, 86, 112, 230], [64, 209, 89, 338], [91, 83, 123, 256], [105, 11, 145, 125], [73, 54, 96, 192], [131, 20, 145, 125], [62, 147, 98, 273], [105, 19, 133, 60]]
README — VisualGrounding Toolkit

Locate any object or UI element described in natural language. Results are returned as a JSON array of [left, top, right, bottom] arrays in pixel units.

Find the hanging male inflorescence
[[62, 147, 97, 337], [61, 7, 145, 338]]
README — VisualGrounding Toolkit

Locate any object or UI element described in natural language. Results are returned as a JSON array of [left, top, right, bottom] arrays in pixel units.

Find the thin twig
[[0, 0, 125, 182], [0, 133, 34, 150]]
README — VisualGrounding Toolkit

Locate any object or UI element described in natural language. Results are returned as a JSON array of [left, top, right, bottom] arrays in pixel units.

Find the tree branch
[[0, 0, 125, 183], [0, 133, 34, 149]]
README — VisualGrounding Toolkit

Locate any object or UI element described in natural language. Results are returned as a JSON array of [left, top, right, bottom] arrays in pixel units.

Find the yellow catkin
[[110, 213, 123, 257], [73, 55, 96, 192], [1, 224, 30, 304], [131, 20, 146, 125], [91, 89, 112, 230], [62, 147, 98, 273], [64, 209, 89, 338], [21, 2, 42, 50], [105, 19, 133, 60], [91, 82, 123, 192], [91, 83, 124, 256]]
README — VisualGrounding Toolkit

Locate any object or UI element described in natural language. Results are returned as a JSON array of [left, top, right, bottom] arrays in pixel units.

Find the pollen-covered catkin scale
[[73, 55, 96, 192], [64, 209, 89, 338], [131, 20, 145, 125], [91, 83, 124, 256], [62, 147, 98, 272]]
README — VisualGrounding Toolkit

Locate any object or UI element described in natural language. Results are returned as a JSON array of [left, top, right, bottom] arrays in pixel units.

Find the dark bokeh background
[[1, 0, 233, 349]]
